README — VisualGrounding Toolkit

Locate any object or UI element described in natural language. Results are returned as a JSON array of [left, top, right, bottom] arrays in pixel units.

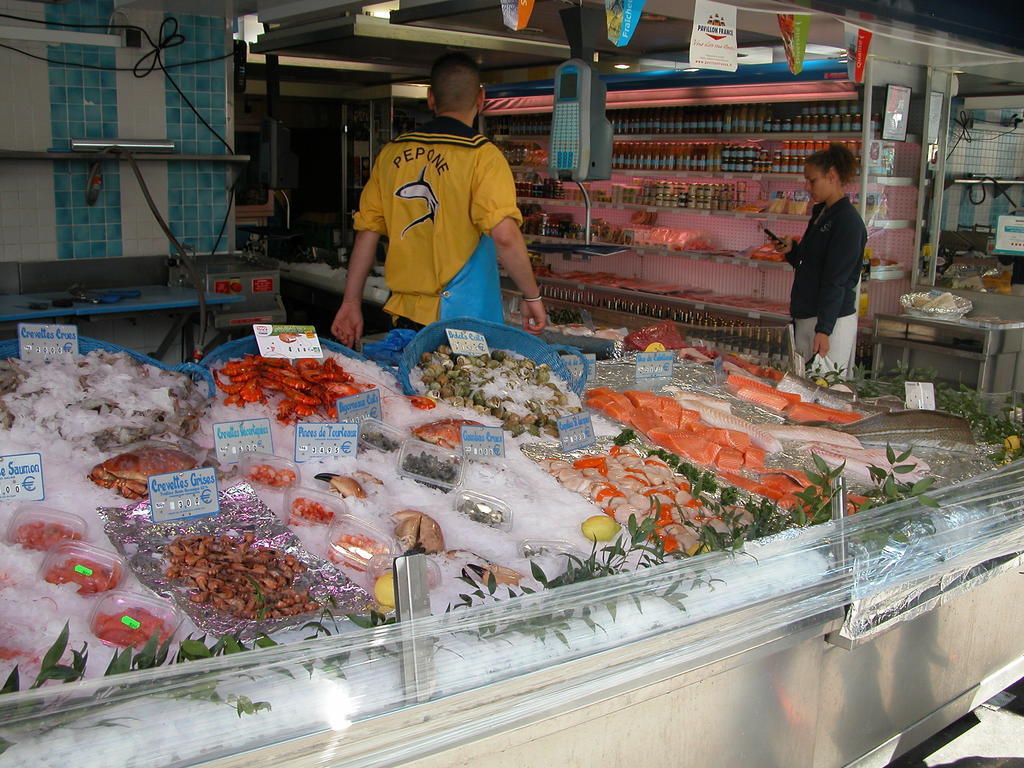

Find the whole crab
[[88, 446, 199, 499]]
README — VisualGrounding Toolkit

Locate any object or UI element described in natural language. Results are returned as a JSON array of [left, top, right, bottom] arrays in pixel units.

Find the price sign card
[[565, 353, 597, 388], [213, 418, 273, 463], [0, 453, 44, 503], [18, 324, 78, 363], [557, 412, 596, 452], [636, 350, 675, 382], [335, 389, 381, 423], [905, 381, 936, 410], [294, 422, 359, 462], [461, 424, 506, 459], [253, 324, 323, 359], [445, 328, 489, 356], [148, 467, 219, 523]]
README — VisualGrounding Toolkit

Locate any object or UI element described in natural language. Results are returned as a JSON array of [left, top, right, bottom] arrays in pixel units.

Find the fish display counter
[[0, 324, 1022, 767]]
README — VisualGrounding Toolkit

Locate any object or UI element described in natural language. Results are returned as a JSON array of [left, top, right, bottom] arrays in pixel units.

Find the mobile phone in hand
[[763, 227, 784, 246]]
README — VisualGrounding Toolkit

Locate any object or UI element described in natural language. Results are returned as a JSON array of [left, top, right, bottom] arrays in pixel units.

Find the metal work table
[[872, 312, 1024, 391], [0, 285, 244, 359]]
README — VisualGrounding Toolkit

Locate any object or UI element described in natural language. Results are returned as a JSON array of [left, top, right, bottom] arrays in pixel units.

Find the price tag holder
[[557, 413, 596, 452], [148, 467, 219, 524], [445, 328, 489, 356], [294, 422, 359, 462], [252, 324, 323, 359], [636, 350, 675, 382], [904, 381, 936, 410], [18, 324, 78, 363], [213, 418, 273, 463], [0, 452, 44, 503], [461, 425, 506, 460], [565, 353, 597, 388], [335, 389, 381, 423]]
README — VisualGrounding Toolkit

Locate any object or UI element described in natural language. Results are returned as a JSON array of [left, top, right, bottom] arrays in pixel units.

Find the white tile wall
[[0, 162, 56, 261]]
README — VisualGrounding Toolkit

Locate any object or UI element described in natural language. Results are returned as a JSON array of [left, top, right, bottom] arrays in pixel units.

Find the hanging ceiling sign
[[844, 23, 872, 83], [500, 0, 535, 31], [689, 0, 737, 72], [777, 13, 811, 75], [606, 0, 646, 47]]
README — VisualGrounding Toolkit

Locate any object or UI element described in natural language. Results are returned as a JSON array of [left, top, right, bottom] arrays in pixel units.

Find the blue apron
[[439, 235, 504, 323]]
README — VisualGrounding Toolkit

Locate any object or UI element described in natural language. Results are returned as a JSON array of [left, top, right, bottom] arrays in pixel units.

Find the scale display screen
[[559, 72, 577, 101]]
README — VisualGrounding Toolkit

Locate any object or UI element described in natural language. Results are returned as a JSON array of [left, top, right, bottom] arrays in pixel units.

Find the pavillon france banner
[[500, 0, 535, 31], [606, 0, 646, 47], [844, 23, 872, 83], [689, 0, 738, 72]]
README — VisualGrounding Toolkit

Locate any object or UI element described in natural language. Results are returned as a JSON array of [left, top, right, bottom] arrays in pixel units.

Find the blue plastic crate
[[396, 317, 586, 396], [0, 336, 216, 398]]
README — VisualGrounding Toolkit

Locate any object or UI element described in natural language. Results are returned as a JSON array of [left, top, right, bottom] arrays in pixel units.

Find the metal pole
[[831, 475, 848, 570], [394, 551, 435, 704], [927, 71, 956, 287], [577, 180, 592, 245]]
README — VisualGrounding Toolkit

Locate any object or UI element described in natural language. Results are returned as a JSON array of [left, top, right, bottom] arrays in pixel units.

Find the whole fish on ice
[[802, 442, 930, 484], [836, 410, 975, 450]]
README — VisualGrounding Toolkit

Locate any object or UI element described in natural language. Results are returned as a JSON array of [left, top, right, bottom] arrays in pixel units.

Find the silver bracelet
[[522, 295, 543, 302]]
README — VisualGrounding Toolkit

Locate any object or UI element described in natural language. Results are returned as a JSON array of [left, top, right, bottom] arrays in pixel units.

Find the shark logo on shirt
[[395, 167, 439, 238]]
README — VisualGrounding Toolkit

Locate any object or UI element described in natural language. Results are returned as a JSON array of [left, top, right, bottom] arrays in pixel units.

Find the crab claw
[[313, 472, 367, 499], [392, 509, 445, 553]]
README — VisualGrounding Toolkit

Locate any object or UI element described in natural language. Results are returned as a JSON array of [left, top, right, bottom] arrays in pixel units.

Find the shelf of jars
[[518, 196, 914, 230], [496, 131, 865, 143], [511, 166, 916, 186], [535, 273, 792, 323]]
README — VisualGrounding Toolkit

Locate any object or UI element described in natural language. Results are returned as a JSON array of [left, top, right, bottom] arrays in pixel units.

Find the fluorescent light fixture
[[683, 67, 700, 72], [614, 63, 631, 69], [364, 1, 400, 19]]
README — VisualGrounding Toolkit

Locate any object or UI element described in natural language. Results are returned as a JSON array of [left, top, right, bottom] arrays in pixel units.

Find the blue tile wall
[[164, 14, 229, 255], [46, 1, 121, 258]]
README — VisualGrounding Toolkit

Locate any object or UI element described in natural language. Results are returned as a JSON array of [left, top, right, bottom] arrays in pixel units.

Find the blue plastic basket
[[396, 317, 586, 396], [199, 335, 370, 369], [0, 336, 216, 398]]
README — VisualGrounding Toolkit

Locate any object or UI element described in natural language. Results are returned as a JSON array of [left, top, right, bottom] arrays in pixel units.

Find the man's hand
[[812, 332, 830, 358], [779, 235, 795, 254], [332, 300, 364, 348], [520, 299, 547, 335]]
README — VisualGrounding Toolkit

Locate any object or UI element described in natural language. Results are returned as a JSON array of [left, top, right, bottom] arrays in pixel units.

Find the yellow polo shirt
[[353, 117, 522, 326]]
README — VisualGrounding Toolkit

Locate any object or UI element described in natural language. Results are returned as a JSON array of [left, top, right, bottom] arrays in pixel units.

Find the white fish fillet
[[764, 423, 863, 450], [670, 395, 783, 453], [678, 347, 714, 364], [802, 442, 929, 483], [666, 388, 732, 414]]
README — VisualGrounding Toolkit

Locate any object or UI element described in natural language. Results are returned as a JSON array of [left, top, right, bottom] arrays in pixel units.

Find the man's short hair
[[430, 53, 481, 113]]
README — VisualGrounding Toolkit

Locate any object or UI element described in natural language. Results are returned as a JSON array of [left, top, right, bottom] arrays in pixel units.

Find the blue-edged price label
[[565, 353, 597, 387], [335, 388, 381, 423], [148, 467, 219, 524], [294, 422, 359, 462], [461, 425, 505, 459], [557, 413, 596, 452], [18, 324, 78, 363], [636, 350, 675, 381], [252, 324, 323, 359], [0, 453, 44, 503], [445, 329, 489, 356], [213, 418, 273, 463]]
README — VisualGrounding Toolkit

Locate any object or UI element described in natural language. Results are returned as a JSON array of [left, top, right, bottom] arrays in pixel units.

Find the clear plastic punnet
[[2, 460, 1023, 767]]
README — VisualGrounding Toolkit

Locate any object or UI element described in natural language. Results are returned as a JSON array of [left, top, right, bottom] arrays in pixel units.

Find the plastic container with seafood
[[41, 541, 124, 595], [90, 591, 180, 648], [517, 539, 586, 559], [398, 438, 465, 491], [284, 486, 348, 526], [358, 418, 406, 454], [327, 514, 399, 571], [238, 452, 301, 489], [453, 489, 513, 532], [6, 505, 86, 552]]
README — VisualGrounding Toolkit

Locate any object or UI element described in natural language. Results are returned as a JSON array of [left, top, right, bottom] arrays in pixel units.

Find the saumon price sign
[[0, 452, 44, 503]]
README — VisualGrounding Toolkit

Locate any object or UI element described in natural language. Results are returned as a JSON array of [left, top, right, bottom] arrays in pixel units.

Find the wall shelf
[[496, 132, 865, 143], [0, 150, 251, 163], [513, 166, 917, 187]]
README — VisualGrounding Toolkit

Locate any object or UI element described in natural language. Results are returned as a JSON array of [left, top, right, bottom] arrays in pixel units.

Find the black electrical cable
[[0, 14, 234, 153], [118, 150, 208, 357], [966, 176, 1021, 211]]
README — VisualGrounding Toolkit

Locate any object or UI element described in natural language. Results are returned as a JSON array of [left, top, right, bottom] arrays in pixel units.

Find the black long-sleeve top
[[785, 196, 867, 335]]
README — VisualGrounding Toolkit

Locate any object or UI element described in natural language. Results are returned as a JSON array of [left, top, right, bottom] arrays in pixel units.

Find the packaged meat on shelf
[[1, 324, 1021, 768]]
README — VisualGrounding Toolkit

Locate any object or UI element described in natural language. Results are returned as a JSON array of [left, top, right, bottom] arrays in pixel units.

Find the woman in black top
[[780, 143, 867, 374]]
